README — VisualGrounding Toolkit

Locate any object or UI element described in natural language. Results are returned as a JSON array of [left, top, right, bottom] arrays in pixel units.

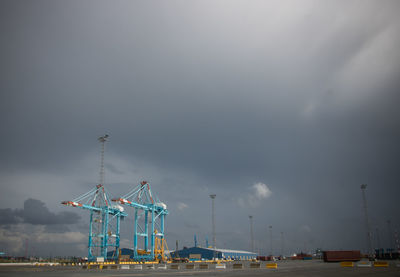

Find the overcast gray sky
[[1, 0, 399, 257]]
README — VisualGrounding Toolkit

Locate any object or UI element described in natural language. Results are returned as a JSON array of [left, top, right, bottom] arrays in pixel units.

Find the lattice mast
[[113, 181, 168, 261], [62, 135, 127, 261], [91, 134, 108, 257]]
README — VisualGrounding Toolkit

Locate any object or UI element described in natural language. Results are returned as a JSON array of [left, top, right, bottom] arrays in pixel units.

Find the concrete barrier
[[373, 261, 389, 267], [340, 262, 354, 267], [120, 265, 130, 270], [133, 264, 143, 270], [215, 263, 226, 269], [89, 264, 98, 269], [185, 264, 195, 269], [250, 263, 261, 268], [199, 263, 209, 269], [357, 261, 372, 267], [158, 264, 167, 269], [170, 264, 180, 269], [266, 263, 278, 269], [233, 263, 243, 269]]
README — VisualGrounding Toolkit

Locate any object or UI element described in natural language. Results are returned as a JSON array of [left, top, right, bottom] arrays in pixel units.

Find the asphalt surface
[[1, 260, 399, 277]]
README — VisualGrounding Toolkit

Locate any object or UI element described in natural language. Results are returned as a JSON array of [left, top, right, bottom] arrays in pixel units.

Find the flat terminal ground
[[1, 260, 399, 277]]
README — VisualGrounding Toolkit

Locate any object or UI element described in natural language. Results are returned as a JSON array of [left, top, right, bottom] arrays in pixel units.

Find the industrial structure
[[171, 247, 257, 260], [62, 135, 127, 261], [61, 135, 271, 263], [62, 185, 127, 261], [112, 181, 169, 261]]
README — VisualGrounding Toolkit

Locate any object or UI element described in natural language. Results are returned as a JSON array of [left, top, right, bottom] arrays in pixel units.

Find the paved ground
[[0, 260, 399, 277]]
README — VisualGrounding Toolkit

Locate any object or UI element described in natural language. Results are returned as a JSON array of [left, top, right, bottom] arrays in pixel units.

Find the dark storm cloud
[[0, 198, 80, 225], [0, 208, 21, 224], [0, 0, 399, 256]]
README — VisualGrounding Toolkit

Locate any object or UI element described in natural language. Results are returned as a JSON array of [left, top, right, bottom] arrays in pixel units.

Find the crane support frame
[[112, 181, 168, 261], [62, 184, 127, 261]]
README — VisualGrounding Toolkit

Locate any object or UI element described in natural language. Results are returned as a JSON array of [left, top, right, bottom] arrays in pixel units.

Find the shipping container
[[323, 250, 361, 262]]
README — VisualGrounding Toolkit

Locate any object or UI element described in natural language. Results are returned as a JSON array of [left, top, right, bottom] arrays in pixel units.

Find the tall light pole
[[249, 216, 254, 253], [210, 194, 216, 260], [361, 184, 373, 258], [269, 225, 273, 256], [387, 220, 393, 256], [376, 227, 381, 250]]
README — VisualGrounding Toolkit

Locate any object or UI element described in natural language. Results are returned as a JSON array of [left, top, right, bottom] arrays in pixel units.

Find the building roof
[[179, 246, 257, 255]]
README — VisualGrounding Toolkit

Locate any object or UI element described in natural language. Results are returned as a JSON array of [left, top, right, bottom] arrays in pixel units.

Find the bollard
[[266, 263, 278, 269], [340, 262, 354, 267], [233, 263, 243, 269]]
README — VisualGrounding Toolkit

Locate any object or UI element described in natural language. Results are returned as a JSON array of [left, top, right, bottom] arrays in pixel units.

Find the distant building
[[107, 248, 134, 259], [171, 246, 257, 260]]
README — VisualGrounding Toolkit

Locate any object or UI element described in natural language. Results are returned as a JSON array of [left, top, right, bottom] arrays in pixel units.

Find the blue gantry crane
[[62, 184, 127, 261], [112, 181, 169, 261], [61, 135, 127, 261]]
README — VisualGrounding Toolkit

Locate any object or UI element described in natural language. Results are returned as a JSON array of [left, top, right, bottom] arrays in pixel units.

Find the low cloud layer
[[0, 198, 80, 226], [0, 198, 85, 256]]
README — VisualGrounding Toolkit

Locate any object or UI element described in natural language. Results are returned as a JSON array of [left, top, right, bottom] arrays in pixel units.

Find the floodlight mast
[[269, 225, 273, 256], [210, 194, 216, 260], [249, 216, 254, 253], [98, 134, 109, 186], [360, 184, 374, 259], [61, 134, 127, 261]]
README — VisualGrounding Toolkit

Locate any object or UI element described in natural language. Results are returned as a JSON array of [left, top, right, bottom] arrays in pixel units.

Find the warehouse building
[[107, 248, 134, 260], [171, 246, 257, 260]]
